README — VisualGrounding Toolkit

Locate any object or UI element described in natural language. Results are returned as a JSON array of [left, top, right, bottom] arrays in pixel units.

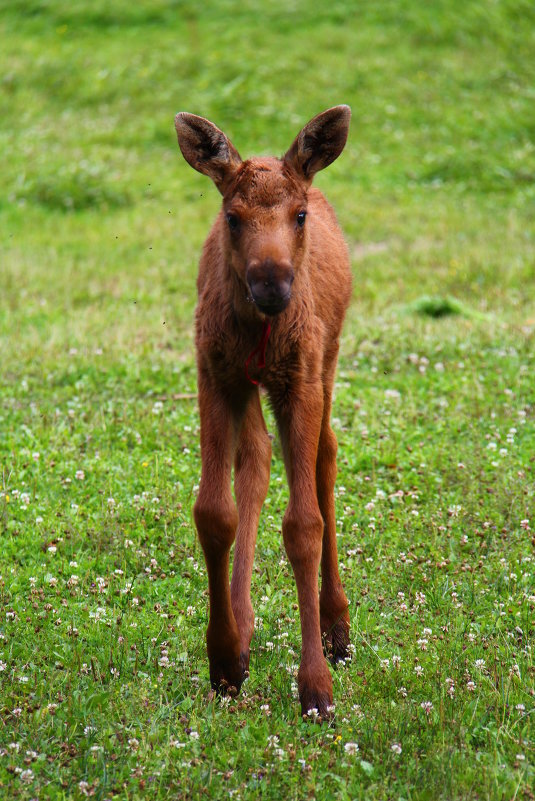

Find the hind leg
[[317, 422, 350, 662], [231, 392, 271, 676], [317, 354, 350, 662]]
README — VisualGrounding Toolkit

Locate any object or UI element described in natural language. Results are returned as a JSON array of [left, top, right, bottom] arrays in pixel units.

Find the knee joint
[[282, 508, 323, 565], [194, 496, 238, 557], [318, 428, 338, 469]]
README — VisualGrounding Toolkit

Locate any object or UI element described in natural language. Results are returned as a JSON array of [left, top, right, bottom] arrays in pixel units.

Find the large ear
[[283, 105, 351, 182], [174, 112, 242, 195]]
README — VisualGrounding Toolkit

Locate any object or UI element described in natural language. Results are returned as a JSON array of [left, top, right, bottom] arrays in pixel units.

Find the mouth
[[254, 293, 291, 316]]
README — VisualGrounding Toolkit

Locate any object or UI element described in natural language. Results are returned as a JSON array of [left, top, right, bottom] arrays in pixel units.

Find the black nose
[[246, 259, 294, 315]]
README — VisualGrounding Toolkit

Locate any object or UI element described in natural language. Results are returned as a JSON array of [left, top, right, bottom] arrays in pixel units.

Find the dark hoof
[[298, 664, 335, 723], [299, 689, 335, 723], [322, 615, 350, 665], [239, 650, 250, 676], [209, 656, 247, 696]]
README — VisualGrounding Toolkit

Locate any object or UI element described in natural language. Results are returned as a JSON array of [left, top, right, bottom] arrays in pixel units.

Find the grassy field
[[1, 1, 534, 798]]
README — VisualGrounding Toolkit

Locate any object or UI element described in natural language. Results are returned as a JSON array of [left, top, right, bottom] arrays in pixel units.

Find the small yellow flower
[[142, 461, 149, 468]]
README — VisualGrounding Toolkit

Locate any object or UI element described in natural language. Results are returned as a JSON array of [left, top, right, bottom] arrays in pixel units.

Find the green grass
[[1, 1, 534, 799]]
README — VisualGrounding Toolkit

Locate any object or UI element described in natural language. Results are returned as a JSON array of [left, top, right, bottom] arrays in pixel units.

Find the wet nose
[[246, 259, 294, 315]]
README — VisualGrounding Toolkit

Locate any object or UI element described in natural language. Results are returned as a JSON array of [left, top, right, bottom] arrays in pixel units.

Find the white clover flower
[[344, 742, 359, 755]]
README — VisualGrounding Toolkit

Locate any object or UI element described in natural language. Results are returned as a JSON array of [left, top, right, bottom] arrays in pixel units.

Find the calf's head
[[175, 106, 351, 316]]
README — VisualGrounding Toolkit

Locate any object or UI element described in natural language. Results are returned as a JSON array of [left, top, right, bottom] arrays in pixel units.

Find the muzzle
[[246, 258, 294, 316]]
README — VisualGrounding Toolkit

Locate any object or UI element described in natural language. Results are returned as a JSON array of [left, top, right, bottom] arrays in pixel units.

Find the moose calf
[[174, 106, 352, 718]]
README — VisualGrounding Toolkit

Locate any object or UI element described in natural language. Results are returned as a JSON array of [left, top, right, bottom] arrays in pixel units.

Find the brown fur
[[175, 107, 352, 718]]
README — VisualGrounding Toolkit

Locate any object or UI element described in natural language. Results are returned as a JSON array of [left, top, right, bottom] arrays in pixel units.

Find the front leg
[[193, 367, 245, 694], [275, 379, 334, 719]]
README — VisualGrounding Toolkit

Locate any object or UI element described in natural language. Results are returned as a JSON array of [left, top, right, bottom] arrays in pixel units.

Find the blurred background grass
[[1, 0, 534, 369]]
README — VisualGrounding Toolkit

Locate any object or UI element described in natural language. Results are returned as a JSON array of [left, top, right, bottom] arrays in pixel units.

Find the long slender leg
[[231, 392, 271, 675], [275, 379, 334, 718], [317, 350, 350, 661], [193, 367, 245, 693]]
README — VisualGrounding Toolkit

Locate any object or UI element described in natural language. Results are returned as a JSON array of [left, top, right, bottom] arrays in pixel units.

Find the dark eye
[[296, 210, 307, 227], [226, 213, 239, 231]]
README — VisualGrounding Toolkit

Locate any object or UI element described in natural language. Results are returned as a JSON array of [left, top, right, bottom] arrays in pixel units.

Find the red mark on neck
[[245, 319, 272, 386]]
